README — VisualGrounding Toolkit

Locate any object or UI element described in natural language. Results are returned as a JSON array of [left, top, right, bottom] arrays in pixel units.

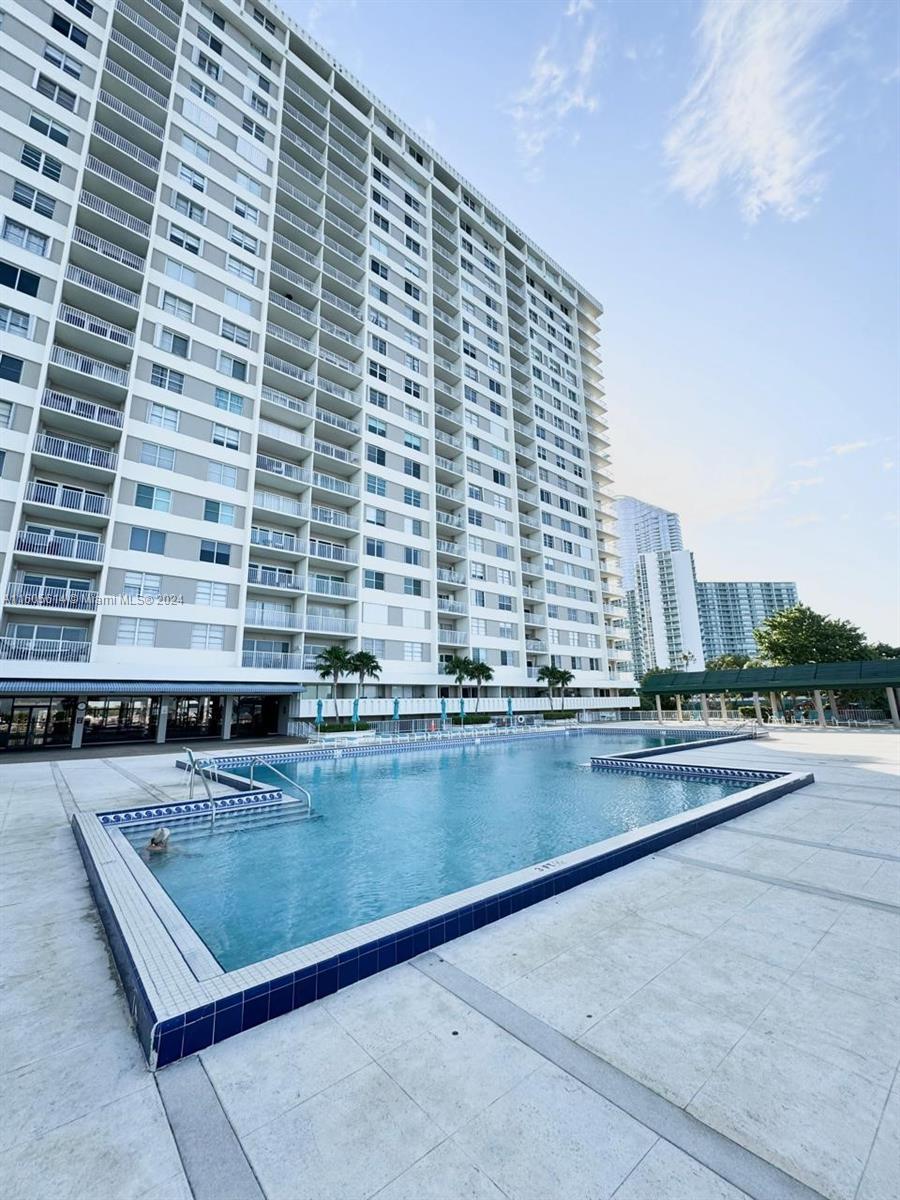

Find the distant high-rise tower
[[697, 581, 799, 659], [615, 498, 704, 677]]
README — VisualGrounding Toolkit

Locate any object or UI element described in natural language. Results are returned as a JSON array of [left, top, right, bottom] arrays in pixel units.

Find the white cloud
[[507, 7, 602, 175], [829, 438, 878, 455], [665, 0, 848, 222], [787, 475, 825, 493], [784, 513, 825, 528]]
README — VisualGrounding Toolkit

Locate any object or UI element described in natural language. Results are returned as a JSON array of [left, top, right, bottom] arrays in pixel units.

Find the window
[[43, 44, 82, 79], [403, 641, 424, 661], [362, 638, 385, 655], [364, 570, 385, 590], [157, 327, 190, 358], [403, 458, 420, 479], [147, 400, 179, 430], [368, 387, 388, 409], [404, 281, 420, 300], [199, 539, 230, 565], [218, 352, 248, 381], [242, 116, 266, 143], [161, 292, 193, 321], [214, 387, 245, 415], [28, 110, 70, 146], [135, 484, 172, 512], [370, 334, 387, 355], [129, 527, 167, 554], [116, 618, 156, 647], [229, 226, 258, 253], [233, 198, 259, 224], [365, 537, 385, 558], [66, 0, 94, 16], [0, 355, 24, 383], [253, 7, 276, 33], [366, 474, 386, 497], [404, 431, 421, 451], [196, 51, 219, 80], [140, 442, 175, 470], [123, 572, 161, 599], [366, 445, 386, 466], [191, 623, 226, 649], [2, 219, 49, 257], [20, 143, 62, 181], [204, 499, 236, 525], [403, 379, 421, 398], [197, 25, 223, 53], [236, 170, 263, 197], [221, 319, 251, 347], [189, 77, 218, 107], [403, 517, 423, 537], [403, 487, 421, 508], [207, 461, 238, 487], [212, 423, 240, 450], [250, 93, 269, 117], [150, 364, 185, 395], [165, 257, 196, 287], [35, 75, 77, 112], [367, 416, 386, 437], [196, 580, 228, 607], [224, 288, 253, 314], [368, 360, 387, 382], [404, 547, 422, 565], [0, 304, 32, 338], [181, 133, 210, 162], [226, 255, 255, 283], [174, 193, 206, 223], [370, 257, 388, 280], [365, 505, 386, 526], [169, 225, 201, 254], [51, 9, 88, 44]]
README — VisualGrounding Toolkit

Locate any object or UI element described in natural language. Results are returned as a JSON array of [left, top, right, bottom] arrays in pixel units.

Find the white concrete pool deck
[[0, 727, 897, 1200]]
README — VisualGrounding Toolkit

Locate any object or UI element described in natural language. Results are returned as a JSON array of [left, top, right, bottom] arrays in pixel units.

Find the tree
[[467, 660, 493, 711], [347, 650, 381, 713], [638, 668, 677, 711], [536, 665, 558, 711], [754, 604, 869, 666], [445, 654, 473, 699], [555, 669, 574, 709], [315, 645, 354, 722], [867, 642, 900, 660], [705, 654, 753, 671], [676, 651, 698, 672]]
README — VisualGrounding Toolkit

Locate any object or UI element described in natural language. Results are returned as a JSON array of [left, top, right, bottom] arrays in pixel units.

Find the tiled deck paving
[[0, 728, 897, 1200]]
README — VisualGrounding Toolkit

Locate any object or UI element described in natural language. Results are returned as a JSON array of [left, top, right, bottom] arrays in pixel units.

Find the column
[[752, 692, 763, 723], [829, 691, 839, 724], [222, 695, 234, 740], [700, 693, 710, 725], [71, 697, 87, 750], [769, 692, 780, 724], [156, 697, 170, 744], [655, 695, 663, 723], [719, 695, 728, 722], [813, 689, 827, 728], [887, 687, 900, 729], [675, 694, 683, 722]]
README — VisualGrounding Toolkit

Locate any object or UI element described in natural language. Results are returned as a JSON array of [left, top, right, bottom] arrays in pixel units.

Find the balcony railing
[[437, 598, 465, 614], [270, 292, 317, 325], [312, 470, 358, 497], [310, 504, 354, 529], [65, 263, 140, 307], [33, 434, 118, 472], [253, 491, 309, 518], [264, 353, 316, 386], [320, 288, 361, 320], [242, 650, 304, 670], [97, 89, 165, 139], [79, 190, 151, 237], [41, 388, 124, 429], [25, 480, 111, 515], [258, 419, 311, 451], [115, 0, 177, 52], [304, 615, 356, 635], [85, 155, 155, 202], [244, 607, 305, 630], [256, 454, 311, 485], [15, 530, 104, 562], [93, 122, 160, 171], [5, 584, 98, 611], [308, 540, 356, 563], [260, 385, 314, 419], [316, 375, 353, 401], [250, 529, 304, 553], [437, 629, 467, 646], [0, 637, 90, 662], [71, 226, 146, 273], [318, 345, 360, 376], [247, 567, 305, 591], [49, 346, 129, 388], [525, 639, 547, 652], [103, 58, 168, 109], [308, 578, 354, 598], [315, 407, 359, 435], [108, 27, 172, 79], [57, 305, 134, 349], [279, 123, 324, 162], [436, 569, 465, 584]]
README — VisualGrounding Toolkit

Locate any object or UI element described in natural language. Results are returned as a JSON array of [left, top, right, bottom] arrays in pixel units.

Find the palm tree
[[348, 650, 381, 723], [444, 654, 473, 699], [468, 660, 493, 711], [555, 668, 575, 711], [315, 645, 354, 723], [536, 665, 557, 711]]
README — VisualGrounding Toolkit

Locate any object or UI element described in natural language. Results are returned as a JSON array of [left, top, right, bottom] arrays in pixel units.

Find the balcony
[[48, 346, 130, 402], [5, 584, 99, 612], [250, 529, 304, 554], [525, 639, 547, 652], [108, 26, 172, 80], [310, 504, 355, 530], [97, 88, 165, 141], [255, 454, 311, 488], [33, 434, 118, 475], [257, 420, 312, 453], [436, 538, 464, 557], [312, 470, 358, 498], [41, 389, 123, 434], [71, 226, 145, 275], [314, 439, 357, 467], [437, 598, 466, 614], [264, 352, 316, 388], [436, 510, 464, 529], [242, 650, 305, 670], [65, 263, 141, 315], [260, 385, 314, 422], [15, 530, 104, 563], [308, 540, 356, 564], [24, 480, 111, 518], [315, 407, 360, 437], [244, 607, 305, 631], [436, 569, 465, 585], [308, 578, 354, 599], [92, 121, 161, 176], [84, 155, 155, 205], [304, 615, 356, 635], [0, 637, 90, 663], [438, 629, 467, 646], [103, 58, 168, 110], [247, 567, 305, 592], [57, 305, 134, 355], [253, 491, 309, 519], [79, 190, 151, 240]]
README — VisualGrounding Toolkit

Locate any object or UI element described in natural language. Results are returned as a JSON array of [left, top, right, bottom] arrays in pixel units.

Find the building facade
[[0, 0, 634, 751], [697, 580, 799, 660], [615, 497, 704, 677]]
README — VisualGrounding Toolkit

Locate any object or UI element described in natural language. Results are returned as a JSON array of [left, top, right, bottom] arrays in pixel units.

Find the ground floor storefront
[[0, 685, 290, 752]]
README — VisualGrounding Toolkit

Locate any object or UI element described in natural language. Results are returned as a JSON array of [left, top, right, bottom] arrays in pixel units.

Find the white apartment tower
[[615, 496, 704, 677], [697, 580, 799, 660], [0, 0, 633, 751]]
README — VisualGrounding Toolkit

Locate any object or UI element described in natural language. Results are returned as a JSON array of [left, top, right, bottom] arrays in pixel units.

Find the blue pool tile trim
[[590, 758, 782, 784], [97, 789, 284, 826]]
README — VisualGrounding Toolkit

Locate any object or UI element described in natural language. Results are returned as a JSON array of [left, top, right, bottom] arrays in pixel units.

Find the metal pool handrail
[[248, 756, 313, 815]]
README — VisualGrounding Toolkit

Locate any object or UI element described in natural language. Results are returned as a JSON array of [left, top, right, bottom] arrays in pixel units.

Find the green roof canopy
[[640, 659, 900, 696]]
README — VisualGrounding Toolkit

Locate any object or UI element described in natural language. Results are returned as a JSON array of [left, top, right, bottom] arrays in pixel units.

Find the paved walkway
[[0, 729, 897, 1200]]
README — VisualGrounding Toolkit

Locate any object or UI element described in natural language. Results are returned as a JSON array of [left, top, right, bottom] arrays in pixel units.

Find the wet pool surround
[[71, 727, 813, 1067]]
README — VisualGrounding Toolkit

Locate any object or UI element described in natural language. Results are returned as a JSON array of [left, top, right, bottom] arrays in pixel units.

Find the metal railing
[[0, 637, 90, 662], [42, 387, 124, 428], [103, 58, 168, 109], [24, 479, 110, 514], [247, 757, 312, 815], [33, 434, 118, 471], [71, 226, 146, 273], [79, 189, 151, 237], [57, 305, 134, 349], [15, 529, 104, 562], [66, 262, 141, 306], [5, 584, 98, 610], [85, 155, 156, 201], [49, 346, 129, 387]]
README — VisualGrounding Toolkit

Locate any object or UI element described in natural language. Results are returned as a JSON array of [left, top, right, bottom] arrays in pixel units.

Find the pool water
[[127, 734, 743, 971]]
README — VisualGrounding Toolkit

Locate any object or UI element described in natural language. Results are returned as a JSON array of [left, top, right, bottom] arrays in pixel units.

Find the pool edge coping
[[71, 734, 812, 1070]]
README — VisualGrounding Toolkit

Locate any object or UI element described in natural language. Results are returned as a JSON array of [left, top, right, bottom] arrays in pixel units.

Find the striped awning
[[0, 681, 301, 697]]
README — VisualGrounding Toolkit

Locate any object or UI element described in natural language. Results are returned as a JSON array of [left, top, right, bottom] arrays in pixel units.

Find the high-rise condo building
[[615, 496, 704, 677], [697, 580, 799, 660], [0, 0, 634, 751]]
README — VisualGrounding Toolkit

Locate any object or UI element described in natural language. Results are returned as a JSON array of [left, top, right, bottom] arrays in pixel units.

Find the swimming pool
[[124, 732, 746, 970]]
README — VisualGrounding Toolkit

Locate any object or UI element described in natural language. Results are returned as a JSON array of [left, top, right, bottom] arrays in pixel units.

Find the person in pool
[[147, 826, 171, 853]]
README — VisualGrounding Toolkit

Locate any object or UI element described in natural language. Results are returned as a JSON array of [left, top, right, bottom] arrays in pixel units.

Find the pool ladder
[[184, 749, 313, 825], [248, 756, 313, 817]]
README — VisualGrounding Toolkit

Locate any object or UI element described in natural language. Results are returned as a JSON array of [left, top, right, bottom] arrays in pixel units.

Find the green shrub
[[317, 721, 371, 733], [449, 713, 492, 725], [542, 710, 577, 720]]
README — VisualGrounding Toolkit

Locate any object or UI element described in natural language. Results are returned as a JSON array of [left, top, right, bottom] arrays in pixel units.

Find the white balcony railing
[[103, 58, 168, 109], [308, 540, 356, 563], [310, 505, 354, 529], [247, 567, 305, 591], [244, 607, 305, 630], [93, 122, 160, 171], [25, 480, 110, 515], [0, 637, 90, 662], [250, 529, 304, 553], [65, 262, 140, 306], [242, 650, 305, 670], [437, 629, 467, 645], [304, 615, 356, 635], [79, 190, 151, 237], [260, 385, 314, 419], [5, 584, 98, 611], [97, 89, 165, 140], [308, 578, 354, 598], [49, 346, 129, 388], [85, 155, 156, 202], [15, 530, 104, 562], [33, 434, 118, 471], [57, 305, 134, 349], [42, 388, 124, 429], [253, 491, 309, 519], [71, 226, 146, 272]]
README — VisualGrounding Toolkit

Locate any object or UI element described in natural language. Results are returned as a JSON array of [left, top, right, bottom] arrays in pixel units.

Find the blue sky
[[282, 0, 899, 642]]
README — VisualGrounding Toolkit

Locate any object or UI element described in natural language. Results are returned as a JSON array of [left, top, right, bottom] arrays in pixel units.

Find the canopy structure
[[639, 659, 900, 729], [639, 660, 900, 696], [0, 681, 300, 697]]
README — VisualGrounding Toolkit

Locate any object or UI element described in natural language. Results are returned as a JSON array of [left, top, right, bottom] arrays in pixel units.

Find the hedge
[[316, 721, 372, 733], [448, 713, 493, 725], [541, 710, 578, 720]]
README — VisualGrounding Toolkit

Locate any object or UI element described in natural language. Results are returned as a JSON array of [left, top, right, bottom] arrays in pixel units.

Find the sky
[[279, 0, 899, 642]]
